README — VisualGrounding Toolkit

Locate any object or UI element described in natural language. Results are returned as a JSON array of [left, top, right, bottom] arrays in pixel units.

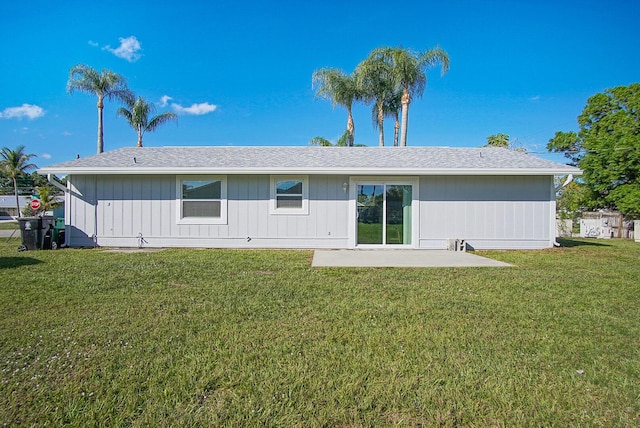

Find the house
[[0, 196, 32, 219], [38, 146, 581, 250]]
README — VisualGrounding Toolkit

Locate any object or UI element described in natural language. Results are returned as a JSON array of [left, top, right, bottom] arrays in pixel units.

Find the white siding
[[69, 174, 350, 248], [66, 175, 98, 247], [66, 173, 556, 250], [419, 175, 554, 249]]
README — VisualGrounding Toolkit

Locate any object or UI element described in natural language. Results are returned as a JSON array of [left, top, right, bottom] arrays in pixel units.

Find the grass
[[1, 237, 639, 426], [0, 221, 18, 230], [357, 223, 407, 245]]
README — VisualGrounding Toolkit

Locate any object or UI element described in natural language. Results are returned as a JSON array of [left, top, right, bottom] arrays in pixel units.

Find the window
[[270, 176, 308, 214], [177, 176, 227, 224]]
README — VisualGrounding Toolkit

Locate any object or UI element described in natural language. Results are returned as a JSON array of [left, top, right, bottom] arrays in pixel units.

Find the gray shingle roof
[[39, 146, 581, 176]]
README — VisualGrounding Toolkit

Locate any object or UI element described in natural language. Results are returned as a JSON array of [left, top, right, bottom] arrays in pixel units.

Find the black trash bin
[[17, 216, 56, 251], [17, 217, 43, 251], [52, 218, 66, 249], [41, 216, 55, 250]]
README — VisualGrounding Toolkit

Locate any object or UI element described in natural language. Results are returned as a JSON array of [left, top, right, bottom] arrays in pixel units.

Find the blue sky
[[1, 0, 638, 167]]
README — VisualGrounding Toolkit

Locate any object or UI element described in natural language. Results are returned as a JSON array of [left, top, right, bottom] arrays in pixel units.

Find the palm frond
[[312, 68, 359, 109], [422, 46, 450, 76], [117, 97, 177, 146], [147, 112, 178, 132]]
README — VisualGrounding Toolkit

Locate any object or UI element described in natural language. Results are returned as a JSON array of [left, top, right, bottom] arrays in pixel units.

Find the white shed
[[39, 146, 581, 250]]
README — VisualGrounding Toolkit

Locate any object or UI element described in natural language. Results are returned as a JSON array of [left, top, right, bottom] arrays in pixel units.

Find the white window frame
[[176, 175, 227, 225], [348, 176, 419, 249], [270, 175, 309, 215]]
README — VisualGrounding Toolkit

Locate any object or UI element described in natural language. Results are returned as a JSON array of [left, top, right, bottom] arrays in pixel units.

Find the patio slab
[[312, 249, 511, 268]]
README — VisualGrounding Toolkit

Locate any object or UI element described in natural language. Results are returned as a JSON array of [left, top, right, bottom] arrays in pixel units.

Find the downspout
[[93, 176, 98, 247], [553, 174, 574, 247], [47, 174, 69, 193]]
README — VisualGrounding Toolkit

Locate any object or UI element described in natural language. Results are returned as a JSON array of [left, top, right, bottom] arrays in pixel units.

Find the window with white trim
[[270, 176, 309, 214], [177, 176, 227, 224]]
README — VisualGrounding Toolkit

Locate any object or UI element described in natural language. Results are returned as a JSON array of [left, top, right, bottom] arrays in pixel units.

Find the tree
[[485, 133, 510, 148], [484, 133, 527, 152], [385, 90, 403, 147], [67, 65, 133, 154], [356, 53, 397, 147], [312, 68, 360, 147], [309, 130, 366, 147], [117, 96, 178, 147], [0, 145, 37, 218], [548, 83, 640, 218], [555, 180, 596, 222], [373, 46, 449, 146], [35, 185, 60, 213], [309, 136, 334, 147]]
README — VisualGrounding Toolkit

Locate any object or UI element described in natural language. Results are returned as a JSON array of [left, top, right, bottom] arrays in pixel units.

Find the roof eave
[[38, 167, 583, 176]]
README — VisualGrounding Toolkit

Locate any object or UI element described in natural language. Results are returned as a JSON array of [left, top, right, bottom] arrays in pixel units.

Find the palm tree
[[117, 97, 178, 147], [67, 65, 132, 154], [485, 133, 510, 148], [309, 136, 334, 147], [312, 68, 360, 147], [35, 185, 60, 213], [308, 130, 365, 147], [356, 53, 399, 147], [374, 46, 449, 146], [0, 145, 37, 218], [384, 89, 403, 147]]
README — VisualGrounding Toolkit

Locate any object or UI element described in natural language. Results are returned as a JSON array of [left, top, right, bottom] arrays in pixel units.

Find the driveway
[[0, 229, 19, 238]]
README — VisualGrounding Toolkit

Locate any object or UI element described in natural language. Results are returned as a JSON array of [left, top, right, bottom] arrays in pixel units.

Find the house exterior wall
[[418, 175, 554, 249], [66, 174, 350, 248], [66, 176, 97, 247], [64, 174, 556, 250]]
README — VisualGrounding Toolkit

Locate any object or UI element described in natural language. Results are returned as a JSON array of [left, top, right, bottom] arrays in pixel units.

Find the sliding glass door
[[356, 183, 412, 246]]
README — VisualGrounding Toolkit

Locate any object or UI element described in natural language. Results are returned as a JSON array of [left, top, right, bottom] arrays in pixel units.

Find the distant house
[[39, 146, 581, 250], [0, 196, 31, 219]]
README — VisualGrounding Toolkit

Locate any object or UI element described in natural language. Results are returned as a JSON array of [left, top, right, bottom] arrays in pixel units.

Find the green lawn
[[0, 221, 18, 230], [1, 238, 639, 426]]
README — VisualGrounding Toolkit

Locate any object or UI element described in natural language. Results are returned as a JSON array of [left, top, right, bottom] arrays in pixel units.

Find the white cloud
[[62, 131, 72, 136], [88, 40, 99, 47], [41, 153, 52, 159], [172, 102, 217, 115], [0, 104, 45, 120], [529, 95, 541, 101], [104, 36, 142, 62], [159, 95, 172, 107]]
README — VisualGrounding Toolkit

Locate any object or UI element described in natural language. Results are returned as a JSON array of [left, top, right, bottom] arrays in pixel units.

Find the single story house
[[0, 196, 32, 219], [39, 146, 581, 250]]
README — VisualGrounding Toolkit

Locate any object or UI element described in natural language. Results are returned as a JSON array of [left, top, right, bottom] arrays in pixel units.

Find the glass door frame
[[348, 177, 419, 248]]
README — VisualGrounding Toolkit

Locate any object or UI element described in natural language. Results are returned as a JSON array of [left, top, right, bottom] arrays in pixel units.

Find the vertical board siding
[[69, 174, 349, 248], [67, 175, 97, 246], [68, 173, 553, 249], [419, 175, 553, 248]]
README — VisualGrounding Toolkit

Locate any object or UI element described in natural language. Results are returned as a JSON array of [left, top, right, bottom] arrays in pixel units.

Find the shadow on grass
[[557, 238, 611, 248], [0, 257, 44, 269]]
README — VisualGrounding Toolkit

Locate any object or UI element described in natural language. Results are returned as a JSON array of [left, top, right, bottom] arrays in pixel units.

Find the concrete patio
[[312, 249, 512, 268]]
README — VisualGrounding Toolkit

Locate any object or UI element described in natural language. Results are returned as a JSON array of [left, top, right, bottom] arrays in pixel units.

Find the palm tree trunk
[[377, 102, 385, 147], [347, 107, 355, 147], [400, 89, 410, 147], [137, 126, 143, 147], [13, 177, 21, 218], [97, 96, 104, 154], [394, 112, 400, 147]]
